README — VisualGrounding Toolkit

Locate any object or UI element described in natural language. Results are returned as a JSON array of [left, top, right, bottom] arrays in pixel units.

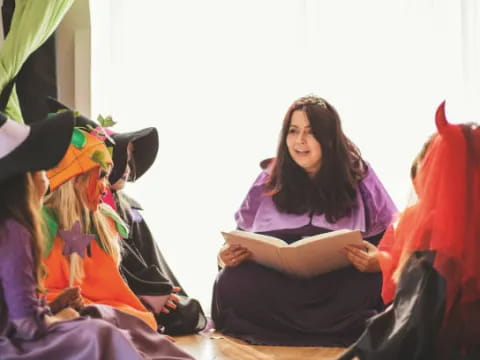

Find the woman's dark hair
[[0, 173, 46, 289], [266, 96, 365, 223]]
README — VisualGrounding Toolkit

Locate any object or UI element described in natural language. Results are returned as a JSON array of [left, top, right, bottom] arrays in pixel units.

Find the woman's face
[[31, 171, 50, 205], [286, 110, 322, 176], [85, 166, 111, 211]]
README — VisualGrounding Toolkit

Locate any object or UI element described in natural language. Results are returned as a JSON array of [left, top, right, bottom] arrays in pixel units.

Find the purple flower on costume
[[59, 221, 96, 258]]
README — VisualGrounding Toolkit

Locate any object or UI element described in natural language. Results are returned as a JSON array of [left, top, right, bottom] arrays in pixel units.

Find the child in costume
[[42, 124, 156, 330], [108, 128, 208, 335], [212, 95, 397, 346], [47, 97, 207, 335], [339, 102, 480, 359], [0, 111, 195, 359]]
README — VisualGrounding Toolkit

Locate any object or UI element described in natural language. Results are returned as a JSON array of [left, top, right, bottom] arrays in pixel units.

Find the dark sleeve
[[364, 230, 385, 247], [0, 220, 50, 339], [338, 251, 445, 360]]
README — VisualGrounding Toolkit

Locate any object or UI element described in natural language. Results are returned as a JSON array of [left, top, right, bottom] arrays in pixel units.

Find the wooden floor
[[174, 331, 347, 360]]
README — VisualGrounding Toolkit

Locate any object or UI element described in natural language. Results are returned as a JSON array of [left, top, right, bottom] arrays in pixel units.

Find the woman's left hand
[[343, 241, 381, 272]]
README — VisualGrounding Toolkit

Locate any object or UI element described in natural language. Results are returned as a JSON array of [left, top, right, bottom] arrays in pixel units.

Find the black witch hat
[[46, 97, 158, 185], [0, 110, 75, 182]]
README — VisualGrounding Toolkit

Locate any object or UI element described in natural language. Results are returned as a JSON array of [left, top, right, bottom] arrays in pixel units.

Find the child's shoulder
[[1, 218, 28, 234], [0, 218, 31, 250]]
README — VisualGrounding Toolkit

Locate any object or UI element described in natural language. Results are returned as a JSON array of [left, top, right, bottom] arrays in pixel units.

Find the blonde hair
[[44, 169, 122, 282]]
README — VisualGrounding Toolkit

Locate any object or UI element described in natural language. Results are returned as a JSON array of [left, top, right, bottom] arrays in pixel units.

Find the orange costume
[[43, 127, 156, 330]]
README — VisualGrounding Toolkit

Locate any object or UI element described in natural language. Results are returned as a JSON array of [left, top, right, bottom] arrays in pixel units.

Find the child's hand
[[160, 287, 181, 314], [45, 307, 80, 326], [49, 287, 84, 313], [56, 307, 80, 320]]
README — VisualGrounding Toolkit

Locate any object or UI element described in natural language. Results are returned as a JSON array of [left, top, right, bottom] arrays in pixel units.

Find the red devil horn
[[435, 101, 449, 134]]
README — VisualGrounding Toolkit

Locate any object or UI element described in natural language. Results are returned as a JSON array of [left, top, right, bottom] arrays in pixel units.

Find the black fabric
[[0, 111, 74, 182], [0, 78, 16, 112], [110, 128, 158, 185], [155, 296, 207, 336], [16, 36, 57, 125], [338, 250, 446, 360], [1, 0, 14, 35], [46, 97, 158, 185], [0, 112, 7, 126], [115, 192, 207, 335]]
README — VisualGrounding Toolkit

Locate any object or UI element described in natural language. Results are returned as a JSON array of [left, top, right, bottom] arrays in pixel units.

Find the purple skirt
[[212, 259, 383, 347]]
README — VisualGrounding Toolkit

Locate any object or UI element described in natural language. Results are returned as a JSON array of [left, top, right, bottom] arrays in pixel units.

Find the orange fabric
[[46, 129, 112, 191], [377, 224, 395, 304], [43, 235, 157, 330]]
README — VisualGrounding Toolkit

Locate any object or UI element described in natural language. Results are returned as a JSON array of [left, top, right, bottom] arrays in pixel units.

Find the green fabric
[[90, 150, 109, 169], [40, 205, 114, 256], [0, 0, 75, 122], [41, 206, 59, 258], [99, 204, 129, 239], [40, 205, 129, 258], [71, 128, 87, 148]]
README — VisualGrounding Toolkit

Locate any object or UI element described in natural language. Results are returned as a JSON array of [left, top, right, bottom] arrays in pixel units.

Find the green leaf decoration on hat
[[90, 150, 109, 169], [97, 114, 116, 128], [47, 108, 69, 118], [71, 128, 87, 149]]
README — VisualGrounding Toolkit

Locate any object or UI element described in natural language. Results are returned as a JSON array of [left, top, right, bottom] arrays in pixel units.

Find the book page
[[278, 230, 363, 277], [289, 229, 353, 247], [221, 231, 287, 271]]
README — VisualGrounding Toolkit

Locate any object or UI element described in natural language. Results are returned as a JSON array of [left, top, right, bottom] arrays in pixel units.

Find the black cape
[[338, 250, 480, 360], [115, 191, 207, 335]]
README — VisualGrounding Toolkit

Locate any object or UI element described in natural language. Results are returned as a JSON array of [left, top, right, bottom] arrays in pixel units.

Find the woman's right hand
[[219, 244, 251, 267]]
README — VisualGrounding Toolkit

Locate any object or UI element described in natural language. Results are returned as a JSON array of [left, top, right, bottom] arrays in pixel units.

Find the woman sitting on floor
[[212, 95, 397, 346]]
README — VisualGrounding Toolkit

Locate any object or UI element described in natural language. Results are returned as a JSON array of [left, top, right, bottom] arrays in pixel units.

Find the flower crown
[[291, 94, 328, 109]]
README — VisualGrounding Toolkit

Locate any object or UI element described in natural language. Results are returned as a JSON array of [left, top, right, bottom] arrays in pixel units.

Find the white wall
[[56, 0, 91, 113], [88, 0, 480, 313]]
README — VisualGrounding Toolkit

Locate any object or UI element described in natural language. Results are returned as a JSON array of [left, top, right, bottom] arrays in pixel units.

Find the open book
[[221, 229, 363, 278]]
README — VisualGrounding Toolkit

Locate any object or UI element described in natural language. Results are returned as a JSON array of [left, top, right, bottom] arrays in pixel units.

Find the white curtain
[[90, 0, 480, 312]]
